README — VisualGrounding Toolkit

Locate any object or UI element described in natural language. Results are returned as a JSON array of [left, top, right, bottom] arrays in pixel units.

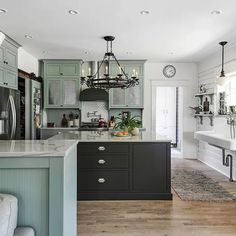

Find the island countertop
[[49, 131, 171, 142], [0, 139, 78, 157]]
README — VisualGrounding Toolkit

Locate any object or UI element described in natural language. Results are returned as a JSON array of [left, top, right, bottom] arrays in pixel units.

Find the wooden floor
[[77, 158, 236, 236]]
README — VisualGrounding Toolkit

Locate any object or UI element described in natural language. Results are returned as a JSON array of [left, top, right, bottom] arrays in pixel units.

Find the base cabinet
[[77, 142, 172, 200]]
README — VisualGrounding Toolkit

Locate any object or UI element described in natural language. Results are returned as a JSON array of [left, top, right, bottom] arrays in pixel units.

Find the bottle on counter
[[109, 116, 115, 128], [73, 114, 80, 127], [61, 114, 68, 127]]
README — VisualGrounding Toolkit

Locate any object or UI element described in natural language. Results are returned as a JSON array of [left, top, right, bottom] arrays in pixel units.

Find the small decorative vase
[[131, 127, 139, 136]]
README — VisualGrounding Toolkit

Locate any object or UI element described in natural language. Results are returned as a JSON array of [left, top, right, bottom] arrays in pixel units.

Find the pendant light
[[80, 36, 139, 90], [217, 41, 228, 86], [0, 32, 5, 46]]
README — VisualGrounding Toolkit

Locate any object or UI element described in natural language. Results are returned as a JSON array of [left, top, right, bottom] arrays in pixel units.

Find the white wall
[[143, 62, 198, 159], [18, 47, 39, 76], [197, 44, 236, 180]]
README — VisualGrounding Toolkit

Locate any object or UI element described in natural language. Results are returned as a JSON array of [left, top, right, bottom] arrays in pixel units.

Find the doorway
[[155, 86, 183, 158]]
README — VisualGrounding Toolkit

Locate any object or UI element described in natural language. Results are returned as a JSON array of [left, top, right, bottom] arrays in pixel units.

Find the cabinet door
[[5, 69, 17, 89], [0, 46, 4, 66], [5, 48, 17, 71], [45, 64, 61, 76], [126, 78, 143, 107], [45, 79, 62, 107], [62, 79, 78, 107], [0, 65, 5, 86], [125, 63, 144, 77], [133, 143, 168, 192], [60, 63, 79, 76], [109, 88, 126, 107]]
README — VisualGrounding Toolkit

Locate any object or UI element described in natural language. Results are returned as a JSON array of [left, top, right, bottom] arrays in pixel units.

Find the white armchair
[[0, 194, 34, 236]]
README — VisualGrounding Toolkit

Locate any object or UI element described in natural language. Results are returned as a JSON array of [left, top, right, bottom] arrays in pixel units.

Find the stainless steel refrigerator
[[0, 87, 20, 140]]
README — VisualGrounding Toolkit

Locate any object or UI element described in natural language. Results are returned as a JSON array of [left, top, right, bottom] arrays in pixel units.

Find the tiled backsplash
[[81, 101, 108, 122], [43, 109, 80, 127]]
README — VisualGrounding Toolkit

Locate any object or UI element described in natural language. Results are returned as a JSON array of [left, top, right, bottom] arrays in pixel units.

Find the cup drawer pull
[[98, 178, 106, 183], [98, 159, 106, 164], [98, 146, 106, 151]]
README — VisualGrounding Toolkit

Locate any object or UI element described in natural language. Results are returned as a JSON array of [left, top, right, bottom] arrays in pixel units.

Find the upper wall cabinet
[[42, 60, 81, 108], [109, 60, 145, 108], [0, 38, 20, 90], [44, 61, 80, 77]]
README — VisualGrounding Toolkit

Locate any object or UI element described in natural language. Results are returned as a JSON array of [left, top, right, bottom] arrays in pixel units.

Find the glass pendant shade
[[217, 41, 227, 86]]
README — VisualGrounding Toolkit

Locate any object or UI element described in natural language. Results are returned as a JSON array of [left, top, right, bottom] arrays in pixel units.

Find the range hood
[[79, 88, 109, 101]]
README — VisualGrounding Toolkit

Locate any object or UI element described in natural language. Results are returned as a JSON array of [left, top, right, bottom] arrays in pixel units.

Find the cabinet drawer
[[78, 171, 129, 191], [78, 154, 129, 169], [78, 143, 129, 154]]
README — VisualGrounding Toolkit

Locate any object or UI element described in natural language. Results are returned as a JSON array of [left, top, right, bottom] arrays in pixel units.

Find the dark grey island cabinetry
[[77, 142, 172, 200]]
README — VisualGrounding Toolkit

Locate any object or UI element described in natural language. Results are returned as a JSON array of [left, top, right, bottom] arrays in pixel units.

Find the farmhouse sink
[[194, 131, 236, 151]]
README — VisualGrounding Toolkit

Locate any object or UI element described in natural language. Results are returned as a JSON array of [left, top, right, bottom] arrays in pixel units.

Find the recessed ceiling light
[[68, 10, 78, 15], [126, 52, 133, 55], [0, 9, 7, 13], [25, 35, 32, 39], [140, 10, 150, 15], [211, 10, 222, 15]]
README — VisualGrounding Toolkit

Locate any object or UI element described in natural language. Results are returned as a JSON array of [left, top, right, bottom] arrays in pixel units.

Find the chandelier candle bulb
[[88, 67, 91, 76], [82, 69, 85, 77], [119, 66, 122, 74], [105, 66, 108, 75]]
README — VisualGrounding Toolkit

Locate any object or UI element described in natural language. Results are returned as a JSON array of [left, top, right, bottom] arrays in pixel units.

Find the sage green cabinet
[[42, 60, 81, 109], [44, 77, 79, 108], [109, 61, 145, 108], [44, 61, 80, 77], [0, 39, 19, 90]]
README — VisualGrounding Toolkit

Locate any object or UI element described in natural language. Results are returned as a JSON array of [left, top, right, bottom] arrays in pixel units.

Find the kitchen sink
[[194, 131, 236, 150]]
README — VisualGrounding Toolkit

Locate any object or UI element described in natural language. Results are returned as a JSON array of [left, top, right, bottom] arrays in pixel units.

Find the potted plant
[[114, 112, 141, 136]]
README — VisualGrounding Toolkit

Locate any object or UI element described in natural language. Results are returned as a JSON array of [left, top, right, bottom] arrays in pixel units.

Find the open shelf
[[194, 114, 214, 126], [195, 93, 214, 104]]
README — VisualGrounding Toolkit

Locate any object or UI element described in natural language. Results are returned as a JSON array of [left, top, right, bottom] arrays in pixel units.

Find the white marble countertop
[[40, 127, 79, 130], [49, 131, 171, 142], [0, 140, 78, 157]]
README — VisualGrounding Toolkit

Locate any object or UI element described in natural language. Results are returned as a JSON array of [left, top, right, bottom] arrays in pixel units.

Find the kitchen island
[[51, 131, 172, 200], [0, 139, 78, 236]]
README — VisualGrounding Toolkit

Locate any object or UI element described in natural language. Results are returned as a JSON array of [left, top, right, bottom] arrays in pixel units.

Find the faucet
[[227, 113, 236, 138]]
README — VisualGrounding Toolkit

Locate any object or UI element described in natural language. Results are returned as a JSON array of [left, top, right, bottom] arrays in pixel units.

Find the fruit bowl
[[112, 131, 130, 137]]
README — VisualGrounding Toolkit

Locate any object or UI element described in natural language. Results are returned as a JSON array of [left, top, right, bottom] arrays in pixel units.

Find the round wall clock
[[163, 65, 176, 78]]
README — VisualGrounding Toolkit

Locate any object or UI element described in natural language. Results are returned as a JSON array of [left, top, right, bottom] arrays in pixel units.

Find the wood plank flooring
[[77, 158, 236, 236]]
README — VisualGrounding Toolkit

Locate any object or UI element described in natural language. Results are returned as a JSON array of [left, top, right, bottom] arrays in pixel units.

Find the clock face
[[163, 65, 176, 78]]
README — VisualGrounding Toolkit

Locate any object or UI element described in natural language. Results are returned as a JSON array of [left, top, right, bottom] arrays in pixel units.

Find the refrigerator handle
[[9, 95, 17, 139]]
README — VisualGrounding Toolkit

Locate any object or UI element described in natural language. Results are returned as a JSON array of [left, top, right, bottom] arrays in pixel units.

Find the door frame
[[151, 80, 187, 156]]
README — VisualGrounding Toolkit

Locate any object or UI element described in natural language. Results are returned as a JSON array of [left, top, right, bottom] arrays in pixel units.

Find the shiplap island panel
[[0, 140, 78, 236]]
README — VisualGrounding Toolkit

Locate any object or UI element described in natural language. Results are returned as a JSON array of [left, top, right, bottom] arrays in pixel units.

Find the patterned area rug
[[171, 169, 236, 202]]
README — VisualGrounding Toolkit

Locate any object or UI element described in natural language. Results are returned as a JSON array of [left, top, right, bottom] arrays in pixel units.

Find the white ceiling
[[1, 0, 236, 62]]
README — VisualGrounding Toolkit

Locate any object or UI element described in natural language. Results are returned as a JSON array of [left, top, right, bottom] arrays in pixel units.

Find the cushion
[[14, 227, 34, 236], [0, 194, 18, 236]]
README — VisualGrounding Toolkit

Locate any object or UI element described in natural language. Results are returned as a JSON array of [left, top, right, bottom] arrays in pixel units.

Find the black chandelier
[[80, 36, 139, 89]]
